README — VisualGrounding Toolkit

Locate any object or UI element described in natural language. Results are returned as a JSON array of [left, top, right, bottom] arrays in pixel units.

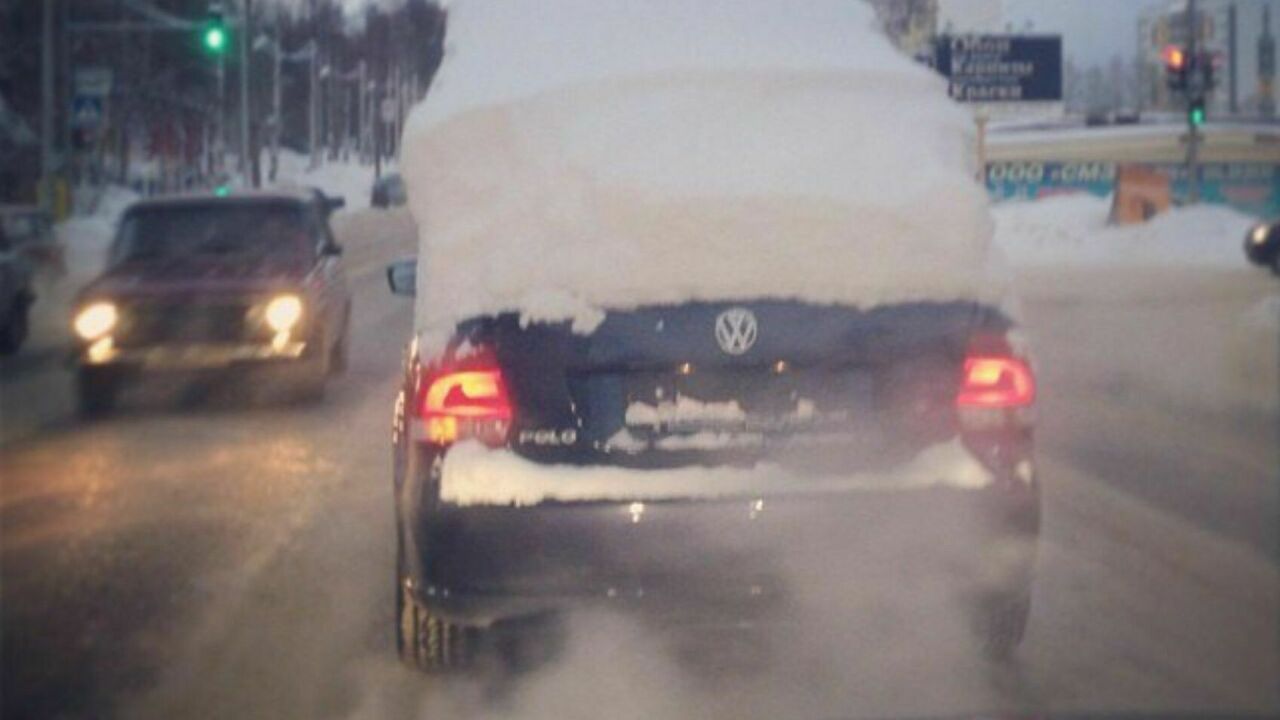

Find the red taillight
[[418, 367, 513, 445], [957, 356, 1035, 408]]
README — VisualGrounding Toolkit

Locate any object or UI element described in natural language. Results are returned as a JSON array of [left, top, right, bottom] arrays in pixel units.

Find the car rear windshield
[[111, 202, 309, 265]]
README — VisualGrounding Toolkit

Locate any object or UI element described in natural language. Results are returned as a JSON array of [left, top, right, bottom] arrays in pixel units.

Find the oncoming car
[[0, 225, 35, 355], [70, 190, 352, 415], [1, 205, 63, 277]]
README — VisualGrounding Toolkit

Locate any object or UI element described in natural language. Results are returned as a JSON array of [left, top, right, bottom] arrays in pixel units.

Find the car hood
[[82, 256, 308, 299]]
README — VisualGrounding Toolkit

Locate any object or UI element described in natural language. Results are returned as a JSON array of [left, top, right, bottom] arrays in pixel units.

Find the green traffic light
[[203, 25, 227, 53], [1189, 105, 1206, 127]]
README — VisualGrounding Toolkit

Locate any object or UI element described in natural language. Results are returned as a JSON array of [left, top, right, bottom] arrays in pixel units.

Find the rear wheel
[[77, 366, 119, 418], [329, 307, 351, 376], [395, 534, 479, 672], [975, 581, 1031, 662], [288, 334, 330, 404]]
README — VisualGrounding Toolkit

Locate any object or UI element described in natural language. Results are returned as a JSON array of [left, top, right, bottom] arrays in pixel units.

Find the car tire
[[329, 307, 351, 376], [289, 335, 330, 404], [976, 582, 1031, 662], [77, 367, 119, 418], [396, 534, 479, 673], [0, 299, 29, 355]]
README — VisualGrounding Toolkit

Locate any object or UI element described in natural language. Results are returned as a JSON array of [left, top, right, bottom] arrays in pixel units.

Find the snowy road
[[1, 209, 1276, 719]]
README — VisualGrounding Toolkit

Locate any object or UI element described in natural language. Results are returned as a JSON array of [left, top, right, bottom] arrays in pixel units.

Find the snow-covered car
[[70, 189, 352, 416], [1244, 220, 1279, 274], [388, 0, 1039, 671], [0, 224, 35, 355]]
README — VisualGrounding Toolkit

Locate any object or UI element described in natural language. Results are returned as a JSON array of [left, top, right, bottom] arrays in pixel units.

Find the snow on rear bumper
[[438, 438, 1001, 508]]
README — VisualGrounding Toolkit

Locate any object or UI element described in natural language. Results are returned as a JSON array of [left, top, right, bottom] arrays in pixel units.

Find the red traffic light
[[1162, 45, 1187, 70]]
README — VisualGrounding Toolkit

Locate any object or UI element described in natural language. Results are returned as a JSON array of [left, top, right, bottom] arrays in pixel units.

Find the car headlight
[[73, 302, 118, 340], [1250, 225, 1270, 245], [264, 294, 303, 332]]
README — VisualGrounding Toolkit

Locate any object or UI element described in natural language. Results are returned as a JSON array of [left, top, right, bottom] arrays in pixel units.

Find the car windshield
[[1, 2, 1278, 720], [110, 203, 309, 265]]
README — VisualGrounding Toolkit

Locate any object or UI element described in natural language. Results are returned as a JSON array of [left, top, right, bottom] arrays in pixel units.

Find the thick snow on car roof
[[403, 0, 999, 348]]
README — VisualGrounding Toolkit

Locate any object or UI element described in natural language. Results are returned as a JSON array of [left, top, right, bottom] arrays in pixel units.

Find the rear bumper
[[404, 473, 1039, 626]]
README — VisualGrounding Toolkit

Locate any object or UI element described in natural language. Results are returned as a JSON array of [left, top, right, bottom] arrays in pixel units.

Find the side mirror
[[387, 258, 417, 297], [324, 196, 346, 214]]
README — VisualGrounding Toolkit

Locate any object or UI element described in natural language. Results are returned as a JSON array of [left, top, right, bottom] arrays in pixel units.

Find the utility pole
[[309, 42, 319, 170], [373, 84, 383, 179], [41, 0, 56, 212], [238, 0, 252, 184], [1228, 3, 1238, 116], [1186, 0, 1201, 202], [357, 60, 367, 162]]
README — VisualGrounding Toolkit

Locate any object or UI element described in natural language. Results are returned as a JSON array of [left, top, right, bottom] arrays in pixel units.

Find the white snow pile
[[269, 150, 379, 213], [401, 0, 997, 350], [61, 185, 140, 280], [992, 194, 1259, 269], [440, 438, 995, 507]]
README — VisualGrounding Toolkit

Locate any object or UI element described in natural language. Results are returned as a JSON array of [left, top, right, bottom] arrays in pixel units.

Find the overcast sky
[[331, 0, 1174, 69], [1003, 0, 1168, 66]]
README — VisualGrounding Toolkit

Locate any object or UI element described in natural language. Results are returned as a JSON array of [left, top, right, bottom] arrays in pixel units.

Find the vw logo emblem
[[715, 307, 758, 355]]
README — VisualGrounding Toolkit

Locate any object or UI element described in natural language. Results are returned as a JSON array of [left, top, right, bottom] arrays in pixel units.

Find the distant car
[[0, 225, 35, 355], [1112, 110, 1141, 125], [1, 205, 64, 277], [70, 189, 352, 416], [371, 173, 407, 208], [386, 260, 1040, 670], [1244, 220, 1279, 275]]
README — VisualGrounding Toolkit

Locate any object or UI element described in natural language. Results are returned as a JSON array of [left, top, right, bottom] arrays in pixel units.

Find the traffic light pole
[[1186, 0, 1201, 202], [217, 53, 225, 176]]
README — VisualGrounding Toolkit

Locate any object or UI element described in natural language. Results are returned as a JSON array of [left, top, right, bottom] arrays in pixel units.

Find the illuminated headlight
[[264, 294, 303, 332], [73, 302, 118, 341], [1250, 225, 1270, 245]]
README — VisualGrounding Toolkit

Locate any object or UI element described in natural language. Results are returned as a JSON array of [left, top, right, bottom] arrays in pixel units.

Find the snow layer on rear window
[[440, 438, 995, 507], [402, 0, 998, 350]]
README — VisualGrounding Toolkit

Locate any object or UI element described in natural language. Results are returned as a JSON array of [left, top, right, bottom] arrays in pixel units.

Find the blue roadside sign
[[70, 96, 104, 129], [935, 35, 1063, 103]]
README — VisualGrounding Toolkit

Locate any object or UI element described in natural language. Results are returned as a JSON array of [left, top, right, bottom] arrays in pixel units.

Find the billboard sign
[[934, 35, 1063, 102], [985, 161, 1280, 218]]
